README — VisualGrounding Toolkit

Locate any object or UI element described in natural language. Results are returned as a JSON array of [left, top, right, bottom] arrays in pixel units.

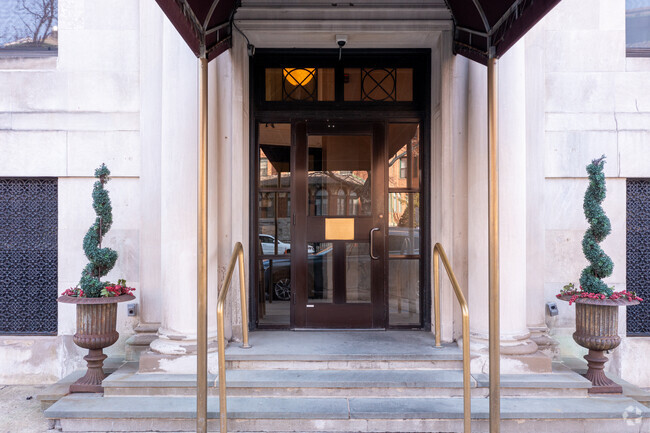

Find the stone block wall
[[0, 0, 141, 384], [540, 0, 650, 386]]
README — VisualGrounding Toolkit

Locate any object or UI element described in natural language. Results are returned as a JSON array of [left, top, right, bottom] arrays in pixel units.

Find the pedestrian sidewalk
[[0, 385, 52, 433]]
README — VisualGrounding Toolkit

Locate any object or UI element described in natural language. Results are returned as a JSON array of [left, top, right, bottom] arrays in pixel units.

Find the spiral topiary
[[579, 155, 614, 296], [79, 164, 118, 297]]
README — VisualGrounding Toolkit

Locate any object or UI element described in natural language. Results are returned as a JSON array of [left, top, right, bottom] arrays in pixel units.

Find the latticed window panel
[[282, 68, 317, 101], [627, 179, 650, 335], [362, 68, 397, 101], [0, 178, 58, 335]]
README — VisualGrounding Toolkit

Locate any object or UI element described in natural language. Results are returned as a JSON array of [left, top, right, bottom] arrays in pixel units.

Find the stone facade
[[1, 0, 649, 386], [540, 0, 650, 386], [0, 0, 141, 383]]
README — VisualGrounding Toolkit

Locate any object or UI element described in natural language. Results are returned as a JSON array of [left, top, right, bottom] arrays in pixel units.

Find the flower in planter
[[100, 279, 136, 297], [557, 283, 643, 305]]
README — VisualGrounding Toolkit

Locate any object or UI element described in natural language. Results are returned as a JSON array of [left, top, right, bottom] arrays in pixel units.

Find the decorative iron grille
[[362, 68, 396, 101], [0, 178, 58, 335], [627, 179, 650, 335]]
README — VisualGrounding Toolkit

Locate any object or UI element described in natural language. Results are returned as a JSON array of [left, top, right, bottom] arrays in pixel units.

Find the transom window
[[254, 49, 428, 110]]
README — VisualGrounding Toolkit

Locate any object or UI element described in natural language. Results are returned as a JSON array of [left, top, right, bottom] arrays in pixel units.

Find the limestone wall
[[0, 0, 141, 383], [540, 0, 650, 385]]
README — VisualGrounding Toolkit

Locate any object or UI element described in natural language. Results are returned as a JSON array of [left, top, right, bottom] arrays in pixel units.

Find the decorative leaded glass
[[362, 68, 396, 101], [0, 178, 58, 335], [282, 68, 317, 101], [626, 179, 650, 335]]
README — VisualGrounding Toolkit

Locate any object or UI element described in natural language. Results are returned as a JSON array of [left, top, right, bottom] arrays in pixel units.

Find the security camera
[[336, 35, 347, 48]]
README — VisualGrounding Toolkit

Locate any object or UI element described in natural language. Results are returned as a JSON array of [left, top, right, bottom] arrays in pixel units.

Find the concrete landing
[[224, 330, 461, 360], [138, 330, 465, 372]]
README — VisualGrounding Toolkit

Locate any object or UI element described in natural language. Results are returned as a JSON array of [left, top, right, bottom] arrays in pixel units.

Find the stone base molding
[[469, 332, 551, 373]]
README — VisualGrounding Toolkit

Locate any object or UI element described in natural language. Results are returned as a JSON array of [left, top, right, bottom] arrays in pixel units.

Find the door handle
[[369, 227, 380, 260]]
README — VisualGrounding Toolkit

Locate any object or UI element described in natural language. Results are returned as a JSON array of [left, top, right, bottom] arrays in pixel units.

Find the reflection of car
[[262, 245, 332, 300], [259, 234, 291, 255], [262, 257, 291, 300], [259, 234, 315, 255]]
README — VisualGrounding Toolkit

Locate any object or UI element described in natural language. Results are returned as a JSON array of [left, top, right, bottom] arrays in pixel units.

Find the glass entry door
[[292, 122, 386, 328]]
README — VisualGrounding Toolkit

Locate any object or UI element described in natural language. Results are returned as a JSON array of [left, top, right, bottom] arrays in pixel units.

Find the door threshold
[[292, 328, 386, 331]]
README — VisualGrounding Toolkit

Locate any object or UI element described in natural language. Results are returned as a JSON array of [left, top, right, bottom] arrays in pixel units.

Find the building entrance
[[252, 50, 429, 329]]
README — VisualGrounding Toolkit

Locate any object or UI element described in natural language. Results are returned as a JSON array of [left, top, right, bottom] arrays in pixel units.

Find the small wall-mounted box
[[546, 301, 559, 317], [127, 303, 138, 317]]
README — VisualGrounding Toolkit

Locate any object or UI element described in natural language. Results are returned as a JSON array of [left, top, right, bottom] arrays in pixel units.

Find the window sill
[[0, 51, 57, 70], [626, 48, 650, 58]]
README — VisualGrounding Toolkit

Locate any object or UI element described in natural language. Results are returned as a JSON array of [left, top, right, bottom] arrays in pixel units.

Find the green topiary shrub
[[579, 155, 614, 296], [79, 164, 118, 298]]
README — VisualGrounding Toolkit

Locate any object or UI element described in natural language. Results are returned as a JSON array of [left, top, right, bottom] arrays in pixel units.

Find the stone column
[[467, 60, 489, 348], [126, 0, 165, 361], [212, 33, 250, 344], [497, 40, 539, 359], [467, 39, 549, 373], [524, 24, 556, 356], [141, 18, 218, 372], [214, 49, 234, 342]]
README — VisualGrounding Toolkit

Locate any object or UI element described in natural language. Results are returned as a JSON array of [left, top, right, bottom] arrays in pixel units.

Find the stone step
[[36, 356, 126, 411], [138, 331, 469, 373], [45, 394, 650, 432], [139, 342, 465, 372], [103, 363, 591, 398]]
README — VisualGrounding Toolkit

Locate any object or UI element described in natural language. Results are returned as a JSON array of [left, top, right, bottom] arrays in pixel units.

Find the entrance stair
[[43, 331, 650, 432]]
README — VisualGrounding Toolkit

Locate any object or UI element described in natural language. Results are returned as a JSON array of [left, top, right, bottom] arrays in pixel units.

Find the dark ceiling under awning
[[155, 0, 561, 65], [155, 0, 237, 61], [447, 0, 561, 64]]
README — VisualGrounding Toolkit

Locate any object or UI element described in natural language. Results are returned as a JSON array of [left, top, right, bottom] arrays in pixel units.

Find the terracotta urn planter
[[559, 295, 640, 393], [58, 293, 134, 393]]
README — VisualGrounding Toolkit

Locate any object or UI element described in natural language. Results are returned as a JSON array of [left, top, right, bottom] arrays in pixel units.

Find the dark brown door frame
[[249, 49, 432, 331]]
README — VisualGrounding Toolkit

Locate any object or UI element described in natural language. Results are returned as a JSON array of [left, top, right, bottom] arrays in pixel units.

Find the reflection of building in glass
[[626, 0, 650, 50], [308, 170, 368, 216], [308, 134, 372, 216], [0, 0, 58, 51]]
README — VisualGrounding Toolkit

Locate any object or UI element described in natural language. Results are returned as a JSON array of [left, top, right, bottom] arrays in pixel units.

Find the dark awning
[[155, 0, 236, 61], [446, 0, 561, 64], [155, 0, 561, 64]]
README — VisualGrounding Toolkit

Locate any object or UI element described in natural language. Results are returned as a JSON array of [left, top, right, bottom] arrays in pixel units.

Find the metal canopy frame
[[151, 1, 565, 432], [444, 0, 562, 64]]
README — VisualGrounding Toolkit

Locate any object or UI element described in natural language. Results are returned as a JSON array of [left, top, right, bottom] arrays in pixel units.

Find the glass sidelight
[[257, 123, 292, 326], [387, 123, 421, 326]]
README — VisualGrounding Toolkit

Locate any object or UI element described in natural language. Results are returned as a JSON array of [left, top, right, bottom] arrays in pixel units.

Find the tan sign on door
[[325, 218, 355, 240]]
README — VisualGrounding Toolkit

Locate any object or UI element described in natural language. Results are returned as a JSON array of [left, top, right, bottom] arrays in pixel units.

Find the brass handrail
[[433, 242, 471, 433], [215, 242, 251, 433]]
